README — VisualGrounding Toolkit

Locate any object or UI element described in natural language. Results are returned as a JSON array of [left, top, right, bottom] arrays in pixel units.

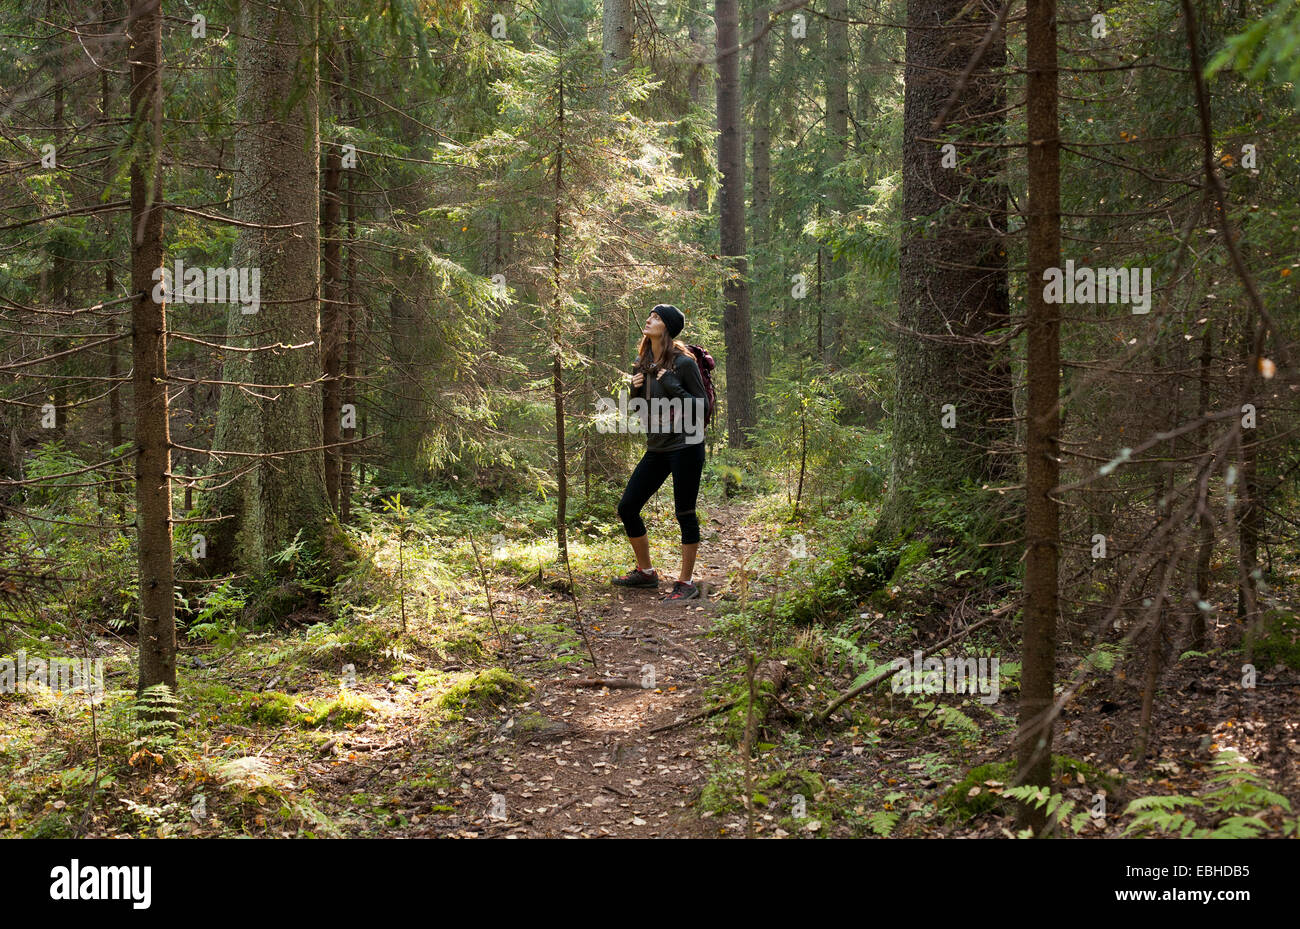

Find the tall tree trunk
[[1136, 372, 1180, 763], [856, 25, 877, 133], [816, 210, 824, 358], [824, 0, 850, 365], [48, 2, 71, 438], [127, 0, 176, 701], [102, 0, 124, 510], [1192, 325, 1213, 651], [715, 0, 757, 446], [602, 0, 633, 71], [882, 0, 1013, 536], [341, 148, 358, 524], [750, 4, 772, 222], [584, 0, 635, 488], [686, 21, 706, 212], [552, 69, 570, 565], [321, 54, 344, 512], [208, 0, 326, 573], [750, 4, 773, 383], [358, 407, 367, 486], [1233, 217, 1262, 651], [1238, 392, 1260, 645], [1016, 0, 1060, 834], [779, 17, 797, 138]]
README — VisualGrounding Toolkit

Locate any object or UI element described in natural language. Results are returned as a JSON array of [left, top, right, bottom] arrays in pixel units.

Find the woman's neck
[[652, 335, 669, 364]]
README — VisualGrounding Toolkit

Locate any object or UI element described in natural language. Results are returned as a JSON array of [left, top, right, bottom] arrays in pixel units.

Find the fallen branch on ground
[[648, 698, 738, 733], [648, 660, 788, 733]]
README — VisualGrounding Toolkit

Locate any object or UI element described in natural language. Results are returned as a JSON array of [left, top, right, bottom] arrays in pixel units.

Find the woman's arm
[[656, 354, 705, 400]]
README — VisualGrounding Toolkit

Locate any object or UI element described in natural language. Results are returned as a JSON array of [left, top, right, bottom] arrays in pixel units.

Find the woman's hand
[[655, 365, 669, 381], [631, 372, 645, 389]]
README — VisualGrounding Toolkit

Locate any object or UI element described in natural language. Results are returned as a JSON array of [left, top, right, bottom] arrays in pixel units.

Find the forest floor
[[3, 493, 1299, 839], [318, 502, 762, 839]]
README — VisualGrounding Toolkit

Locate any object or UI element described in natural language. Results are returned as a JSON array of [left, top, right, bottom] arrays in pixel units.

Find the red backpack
[[684, 344, 717, 429]]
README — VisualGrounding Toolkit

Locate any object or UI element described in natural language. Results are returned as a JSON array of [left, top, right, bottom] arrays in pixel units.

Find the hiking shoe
[[662, 580, 700, 601], [612, 567, 659, 589]]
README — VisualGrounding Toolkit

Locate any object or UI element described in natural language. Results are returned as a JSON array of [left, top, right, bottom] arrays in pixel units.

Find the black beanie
[[652, 304, 684, 339]]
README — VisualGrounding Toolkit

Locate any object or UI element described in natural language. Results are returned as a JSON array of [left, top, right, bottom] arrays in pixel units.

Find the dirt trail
[[421, 503, 762, 838]]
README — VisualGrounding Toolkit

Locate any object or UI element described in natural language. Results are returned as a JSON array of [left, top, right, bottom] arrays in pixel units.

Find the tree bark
[[686, 21, 707, 213], [48, 2, 71, 439], [1016, 0, 1060, 834], [1191, 325, 1213, 650], [750, 5, 773, 382], [750, 7, 772, 239], [127, 0, 177, 700], [602, 0, 633, 72], [552, 69, 570, 566], [102, 0, 124, 510], [715, 0, 757, 446], [341, 142, 358, 524], [1238, 396, 1260, 640], [883, 0, 1013, 535], [584, 0, 635, 487], [208, 0, 326, 573], [321, 53, 344, 512], [824, 0, 850, 365]]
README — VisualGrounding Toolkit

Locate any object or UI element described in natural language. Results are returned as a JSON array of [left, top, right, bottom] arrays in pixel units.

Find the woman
[[612, 304, 708, 601]]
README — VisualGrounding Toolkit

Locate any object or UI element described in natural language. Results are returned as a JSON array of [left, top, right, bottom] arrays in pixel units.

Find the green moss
[[300, 620, 398, 669], [438, 668, 531, 715], [889, 540, 930, 586], [941, 761, 1009, 819], [186, 681, 236, 706], [698, 770, 740, 814], [523, 623, 586, 671], [306, 690, 375, 727], [400, 768, 453, 791], [318, 519, 364, 579], [411, 668, 446, 692], [760, 768, 826, 800], [24, 811, 73, 839], [439, 629, 486, 661], [240, 691, 301, 726], [777, 644, 816, 674], [529, 622, 581, 650], [1251, 610, 1300, 669], [227, 689, 375, 729], [245, 580, 313, 627], [512, 711, 553, 735]]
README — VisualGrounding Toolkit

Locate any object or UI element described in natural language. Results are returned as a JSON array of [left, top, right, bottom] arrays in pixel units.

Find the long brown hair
[[636, 333, 688, 373]]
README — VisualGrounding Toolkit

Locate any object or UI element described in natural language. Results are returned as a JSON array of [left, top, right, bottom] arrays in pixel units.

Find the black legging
[[617, 443, 706, 544]]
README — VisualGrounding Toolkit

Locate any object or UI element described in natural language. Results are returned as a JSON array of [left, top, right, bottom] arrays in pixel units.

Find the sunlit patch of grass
[[435, 668, 531, 721]]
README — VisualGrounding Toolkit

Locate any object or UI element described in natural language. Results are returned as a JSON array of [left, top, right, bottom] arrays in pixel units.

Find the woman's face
[[642, 311, 666, 340]]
